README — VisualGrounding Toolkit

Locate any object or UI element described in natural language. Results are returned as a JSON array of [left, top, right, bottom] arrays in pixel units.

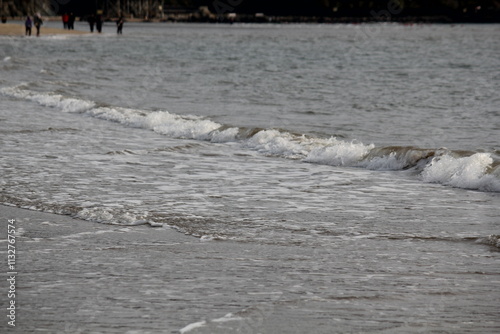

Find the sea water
[[1, 21, 499, 332]]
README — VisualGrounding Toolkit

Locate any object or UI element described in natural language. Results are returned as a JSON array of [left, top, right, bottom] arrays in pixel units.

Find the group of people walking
[[62, 12, 76, 30], [88, 14, 125, 34], [87, 13, 104, 33], [25, 14, 42, 36], [24, 12, 125, 36]]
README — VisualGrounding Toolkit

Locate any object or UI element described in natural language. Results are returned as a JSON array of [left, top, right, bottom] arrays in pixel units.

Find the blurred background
[[1, 0, 499, 23]]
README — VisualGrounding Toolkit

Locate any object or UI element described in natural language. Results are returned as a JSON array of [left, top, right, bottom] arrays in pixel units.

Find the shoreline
[[1, 203, 499, 332], [0, 22, 87, 36], [0, 204, 206, 332], [2, 15, 500, 26]]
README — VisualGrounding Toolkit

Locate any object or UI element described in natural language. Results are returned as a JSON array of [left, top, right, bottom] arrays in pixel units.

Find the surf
[[2, 85, 499, 193]]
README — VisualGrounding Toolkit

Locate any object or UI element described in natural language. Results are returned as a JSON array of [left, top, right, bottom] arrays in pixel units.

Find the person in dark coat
[[25, 16, 32, 36], [68, 13, 75, 30], [88, 14, 95, 33], [96, 14, 103, 33], [33, 14, 42, 37], [116, 15, 124, 34]]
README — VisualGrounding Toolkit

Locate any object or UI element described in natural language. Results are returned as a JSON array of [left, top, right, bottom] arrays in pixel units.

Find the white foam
[[305, 139, 374, 166], [0, 86, 232, 142], [1, 87, 229, 141], [212, 313, 244, 323], [178, 313, 244, 333], [75, 207, 114, 223], [179, 320, 207, 333], [247, 129, 308, 158], [75, 207, 143, 225], [422, 153, 500, 192], [247, 131, 376, 168], [0, 86, 372, 165], [143, 111, 221, 140], [3, 86, 498, 193], [128, 220, 149, 226], [86, 106, 137, 124], [87, 107, 237, 142], [0, 86, 95, 113], [484, 235, 500, 248]]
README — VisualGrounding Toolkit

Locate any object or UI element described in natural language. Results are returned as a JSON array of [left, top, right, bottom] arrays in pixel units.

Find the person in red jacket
[[62, 13, 69, 29]]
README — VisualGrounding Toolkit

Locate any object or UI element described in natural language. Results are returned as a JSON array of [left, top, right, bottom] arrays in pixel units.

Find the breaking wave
[[2, 85, 499, 192]]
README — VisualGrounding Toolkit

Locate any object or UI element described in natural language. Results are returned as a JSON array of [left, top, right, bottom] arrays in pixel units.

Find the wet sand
[[0, 205, 298, 333], [1, 205, 498, 333], [0, 23, 87, 36]]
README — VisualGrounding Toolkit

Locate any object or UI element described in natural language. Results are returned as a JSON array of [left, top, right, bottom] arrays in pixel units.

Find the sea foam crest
[[87, 107, 239, 142], [481, 235, 500, 249], [0, 86, 95, 113], [246, 130, 374, 164], [2, 86, 499, 192], [422, 153, 500, 192], [143, 111, 223, 140], [247, 129, 309, 158], [304, 138, 375, 166], [0, 86, 238, 142]]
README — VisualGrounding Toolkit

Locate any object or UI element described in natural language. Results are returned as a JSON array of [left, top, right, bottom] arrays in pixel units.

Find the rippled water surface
[[0, 22, 499, 333]]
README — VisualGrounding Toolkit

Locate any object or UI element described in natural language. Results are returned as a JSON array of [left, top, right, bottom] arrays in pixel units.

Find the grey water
[[0, 22, 499, 333]]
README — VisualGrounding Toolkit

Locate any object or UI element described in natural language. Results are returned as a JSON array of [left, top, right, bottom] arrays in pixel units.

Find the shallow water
[[0, 22, 499, 332]]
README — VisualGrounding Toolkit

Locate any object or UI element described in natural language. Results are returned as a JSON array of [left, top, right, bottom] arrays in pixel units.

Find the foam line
[[2, 86, 499, 192]]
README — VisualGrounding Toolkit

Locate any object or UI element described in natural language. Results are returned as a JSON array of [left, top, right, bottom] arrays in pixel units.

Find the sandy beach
[[0, 22, 87, 36]]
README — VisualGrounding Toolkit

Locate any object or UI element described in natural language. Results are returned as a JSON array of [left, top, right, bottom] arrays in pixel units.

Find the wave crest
[[305, 139, 374, 166], [2, 86, 499, 192], [422, 153, 500, 192]]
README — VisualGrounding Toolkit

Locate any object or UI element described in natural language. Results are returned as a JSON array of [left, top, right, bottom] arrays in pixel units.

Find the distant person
[[96, 14, 103, 33], [68, 12, 75, 30], [25, 16, 32, 36], [62, 13, 69, 29], [33, 13, 42, 37], [88, 14, 95, 33], [116, 15, 124, 34], [1, 15, 7, 24]]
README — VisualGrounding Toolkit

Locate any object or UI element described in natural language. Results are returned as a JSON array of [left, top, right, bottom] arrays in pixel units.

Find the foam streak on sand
[[179, 321, 207, 333]]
